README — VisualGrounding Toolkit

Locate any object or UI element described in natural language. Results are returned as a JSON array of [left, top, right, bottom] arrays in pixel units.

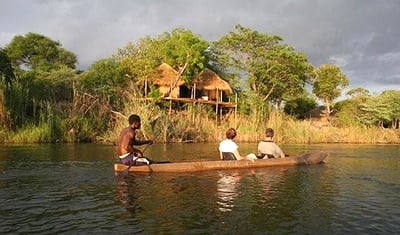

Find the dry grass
[[206, 110, 400, 144]]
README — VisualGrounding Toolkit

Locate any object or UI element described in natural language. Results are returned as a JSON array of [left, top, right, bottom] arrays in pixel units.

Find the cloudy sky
[[1, 0, 399, 96]]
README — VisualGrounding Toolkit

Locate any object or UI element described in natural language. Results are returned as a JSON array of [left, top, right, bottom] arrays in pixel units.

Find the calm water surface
[[0, 143, 399, 234]]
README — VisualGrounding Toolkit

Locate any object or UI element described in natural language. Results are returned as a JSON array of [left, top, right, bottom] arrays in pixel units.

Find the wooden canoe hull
[[114, 152, 328, 173]]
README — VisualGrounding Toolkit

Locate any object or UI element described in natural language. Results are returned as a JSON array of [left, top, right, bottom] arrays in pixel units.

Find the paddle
[[141, 118, 163, 156], [122, 122, 165, 173]]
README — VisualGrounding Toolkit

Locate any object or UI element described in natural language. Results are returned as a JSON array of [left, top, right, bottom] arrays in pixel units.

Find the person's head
[[226, 128, 237, 140], [128, 114, 141, 129], [265, 128, 274, 138]]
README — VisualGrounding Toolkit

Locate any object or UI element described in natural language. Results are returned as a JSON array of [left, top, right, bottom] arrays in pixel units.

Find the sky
[[1, 0, 399, 96]]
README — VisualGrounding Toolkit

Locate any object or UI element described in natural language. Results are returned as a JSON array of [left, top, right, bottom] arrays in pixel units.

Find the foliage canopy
[[6, 32, 77, 73], [213, 24, 314, 108]]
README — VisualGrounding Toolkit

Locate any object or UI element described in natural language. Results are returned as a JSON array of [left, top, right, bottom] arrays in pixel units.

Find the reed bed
[[113, 106, 400, 144], [6, 123, 52, 143], [2, 95, 399, 144]]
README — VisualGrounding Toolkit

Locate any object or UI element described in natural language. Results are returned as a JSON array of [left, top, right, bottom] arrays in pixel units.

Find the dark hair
[[226, 128, 237, 139], [128, 114, 141, 125], [265, 128, 274, 137]]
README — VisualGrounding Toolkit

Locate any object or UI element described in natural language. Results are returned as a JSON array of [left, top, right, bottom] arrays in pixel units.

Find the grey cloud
[[1, 0, 399, 94]]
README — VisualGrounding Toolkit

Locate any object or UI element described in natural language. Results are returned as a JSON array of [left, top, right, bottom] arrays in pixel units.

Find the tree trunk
[[324, 98, 331, 122]]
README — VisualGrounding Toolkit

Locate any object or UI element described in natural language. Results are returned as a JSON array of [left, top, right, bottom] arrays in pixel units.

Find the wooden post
[[169, 99, 172, 115], [234, 93, 237, 128], [216, 102, 218, 125], [145, 79, 148, 97], [216, 88, 219, 125], [192, 104, 195, 124], [220, 102, 222, 124]]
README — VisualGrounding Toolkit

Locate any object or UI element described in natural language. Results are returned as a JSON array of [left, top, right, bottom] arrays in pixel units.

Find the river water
[[0, 143, 399, 234]]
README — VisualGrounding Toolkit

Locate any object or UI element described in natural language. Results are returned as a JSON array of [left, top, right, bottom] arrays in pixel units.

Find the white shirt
[[219, 139, 238, 153]]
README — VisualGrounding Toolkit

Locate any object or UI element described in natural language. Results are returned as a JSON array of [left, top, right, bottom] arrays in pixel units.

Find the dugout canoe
[[114, 152, 328, 173]]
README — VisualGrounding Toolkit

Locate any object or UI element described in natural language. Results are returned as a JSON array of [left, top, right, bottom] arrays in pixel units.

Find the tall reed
[[7, 123, 52, 143], [107, 89, 400, 144]]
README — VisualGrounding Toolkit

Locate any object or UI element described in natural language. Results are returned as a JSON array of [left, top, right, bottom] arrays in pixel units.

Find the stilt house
[[151, 63, 185, 98], [192, 69, 233, 102]]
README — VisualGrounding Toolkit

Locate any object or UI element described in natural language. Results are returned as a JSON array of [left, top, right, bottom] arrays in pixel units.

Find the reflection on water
[[216, 168, 288, 214], [217, 172, 241, 212], [0, 143, 399, 234]]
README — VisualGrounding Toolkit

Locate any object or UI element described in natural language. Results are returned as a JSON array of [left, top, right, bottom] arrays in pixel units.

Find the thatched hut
[[304, 106, 337, 122], [151, 63, 185, 98], [192, 69, 233, 101]]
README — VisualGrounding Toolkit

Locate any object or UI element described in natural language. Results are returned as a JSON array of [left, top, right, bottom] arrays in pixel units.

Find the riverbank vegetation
[[0, 26, 399, 144]]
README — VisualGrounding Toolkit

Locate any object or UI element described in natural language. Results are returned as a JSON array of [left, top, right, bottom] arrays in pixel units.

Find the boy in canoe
[[219, 128, 257, 161], [117, 114, 154, 166], [258, 128, 285, 158]]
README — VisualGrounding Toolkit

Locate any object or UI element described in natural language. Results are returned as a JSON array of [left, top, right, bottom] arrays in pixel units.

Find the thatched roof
[[193, 69, 233, 94], [151, 63, 185, 87]]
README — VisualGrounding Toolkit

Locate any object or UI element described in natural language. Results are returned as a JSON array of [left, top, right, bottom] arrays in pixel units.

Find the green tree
[[346, 87, 370, 98], [116, 37, 159, 84], [116, 28, 210, 96], [0, 48, 14, 129], [358, 90, 400, 128], [70, 58, 129, 139], [334, 88, 369, 127], [334, 99, 361, 127], [0, 48, 14, 87], [6, 32, 77, 73], [5, 33, 78, 130], [156, 28, 210, 82], [284, 92, 317, 119], [214, 25, 313, 109], [79, 58, 127, 110], [312, 64, 348, 120], [385, 90, 400, 129]]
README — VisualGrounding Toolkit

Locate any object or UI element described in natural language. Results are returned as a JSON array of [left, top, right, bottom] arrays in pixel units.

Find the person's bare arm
[[233, 149, 245, 160], [276, 145, 285, 158], [132, 138, 153, 145]]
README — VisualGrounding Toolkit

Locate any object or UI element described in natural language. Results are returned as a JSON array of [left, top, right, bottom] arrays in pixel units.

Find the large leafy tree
[[334, 88, 371, 127], [6, 32, 77, 73], [79, 58, 127, 109], [0, 48, 14, 128], [70, 58, 128, 138], [116, 37, 158, 84], [155, 28, 210, 82], [213, 24, 313, 109], [346, 87, 370, 98], [383, 90, 400, 129], [0, 48, 14, 126], [0, 48, 14, 87], [312, 64, 348, 119], [116, 28, 210, 95], [284, 91, 318, 119], [4, 33, 78, 128], [358, 90, 400, 128]]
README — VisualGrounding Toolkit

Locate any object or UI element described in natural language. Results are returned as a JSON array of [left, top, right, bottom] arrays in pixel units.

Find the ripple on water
[[1, 145, 399, 234]]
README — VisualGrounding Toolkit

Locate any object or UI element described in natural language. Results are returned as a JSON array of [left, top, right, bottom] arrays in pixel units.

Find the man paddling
[[117, 114, 153, 166]]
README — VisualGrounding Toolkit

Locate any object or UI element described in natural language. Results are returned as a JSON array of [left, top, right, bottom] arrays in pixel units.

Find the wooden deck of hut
[[147, 96, 238, 126], [145, 64, 237, 125]]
